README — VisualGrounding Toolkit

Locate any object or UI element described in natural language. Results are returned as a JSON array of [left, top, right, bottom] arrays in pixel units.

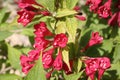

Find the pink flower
[[20, 55, 34, 74], [84, 57, 111, 80], [53, 51, 63, 70], [33, 37, 49, 51], [42, 49, 54, 69], [75, 15, 86, 21], [97, 57, 111, 80], [86, 0, 102, 12], [40, 10, 51, 16], [85, 58, 99, 80], [22, 63, 34, 74], [108, 12, 119, 26], [81, 32, 103, 52], [73, 6, 81, 12], [88, 32, 103, 46], [46, 69, 53, 79], [73, 6, 86, 21], [63, 60, 73, 75], [28, 50, 40, 60], [97, 0, 112, 18], [17, 10, 35, 26], [18, 0, 37, 8], [34, 22, 52, 37], [53, 33, 68, 48]]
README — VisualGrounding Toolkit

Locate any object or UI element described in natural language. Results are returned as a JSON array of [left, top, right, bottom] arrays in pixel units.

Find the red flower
[[73, 6, 81, 12], [97, 57, 111, 80], [46, 69, 53, 79], [86, 0, 102, 12], [42, 49, 54, 69], [20, 55, 34, 74], [53, 51, 63, 70], [33, 37, 50, 51], [34, 22, 52, 37], [81, 32, 103, 52], [85, 58, 99, 80], [73, 6, 86, 21], [108, 12, 119, 26], [63, 60, 73, 75], [88, 32, 103, 46], [40, 10, 51, 16], [17, 10, 35, 26], [53, 33, 68, 48], [28, 50, 40, 61], [97, 0, 112, 18], [75, 15, 86, 21], [18, 0, 37, 8], [84, 57, 111, 80]]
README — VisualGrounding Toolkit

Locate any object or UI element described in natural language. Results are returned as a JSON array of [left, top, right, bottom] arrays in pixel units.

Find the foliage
[[0, 0, 120, 80]]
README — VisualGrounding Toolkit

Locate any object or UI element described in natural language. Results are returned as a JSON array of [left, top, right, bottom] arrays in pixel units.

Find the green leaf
[[7, 43, 22, 70], [66, 0, 79, 9], [64, 70, 84, 80], [65, 17, 78, 43], [56, 9, 77, 18], [55, 21, 66, 34], [21, 28, 34, 36], [62, 49, 71, 71], [24, 53, 46, 80], [113, 44, 120, 63], [77, 59, 82, 72], [36, 0, 55, 12], [0, 74, 22, 80], [111, 62, 120, 79], [0, 8, 9, 24], [0, 31, 13, 41], [98, 39, 113, 55]]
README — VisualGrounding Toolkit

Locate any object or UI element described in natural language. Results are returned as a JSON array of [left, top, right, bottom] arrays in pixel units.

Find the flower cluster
[[17, 0, 50, 26], [17, 0, 111, 80], [86, 0, 120, 27], [86, 0, 112, 18], [20, 21, 68, 78], [84, 57, 111, 80]]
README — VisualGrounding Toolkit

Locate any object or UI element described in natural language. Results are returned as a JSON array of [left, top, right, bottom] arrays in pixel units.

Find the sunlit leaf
[[7, 43, 22, 70], [56, 9, 77, 18], [0, 74, 22, 80]]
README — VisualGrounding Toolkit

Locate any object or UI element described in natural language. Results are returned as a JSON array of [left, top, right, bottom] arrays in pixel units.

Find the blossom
[[40, 10, 51, 16], [20, 55, 34, 74], [53, 33, 68, 48], [17, 10, 35, 26], [75, 15, 86, 21], [97, 57, 111, 80], [73, 6, 81, 12], [18, 0, 37, 8], [63, 60, 73, 75], [85, 58, 99, 80], [46, 69, 53, 79], [33, 37, 50, 51], [84, 57, 111, 80], [73, 6, 86, 21], [34, 22, 52, 37], [81, 32, 103, 52], [42, 49, 54, 69], [28, 50, 40, 60], [97, 0, 112, 18], [108, 11, 120, 27], [86, 0, 102, 12], [53, 51, 63, 70]]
